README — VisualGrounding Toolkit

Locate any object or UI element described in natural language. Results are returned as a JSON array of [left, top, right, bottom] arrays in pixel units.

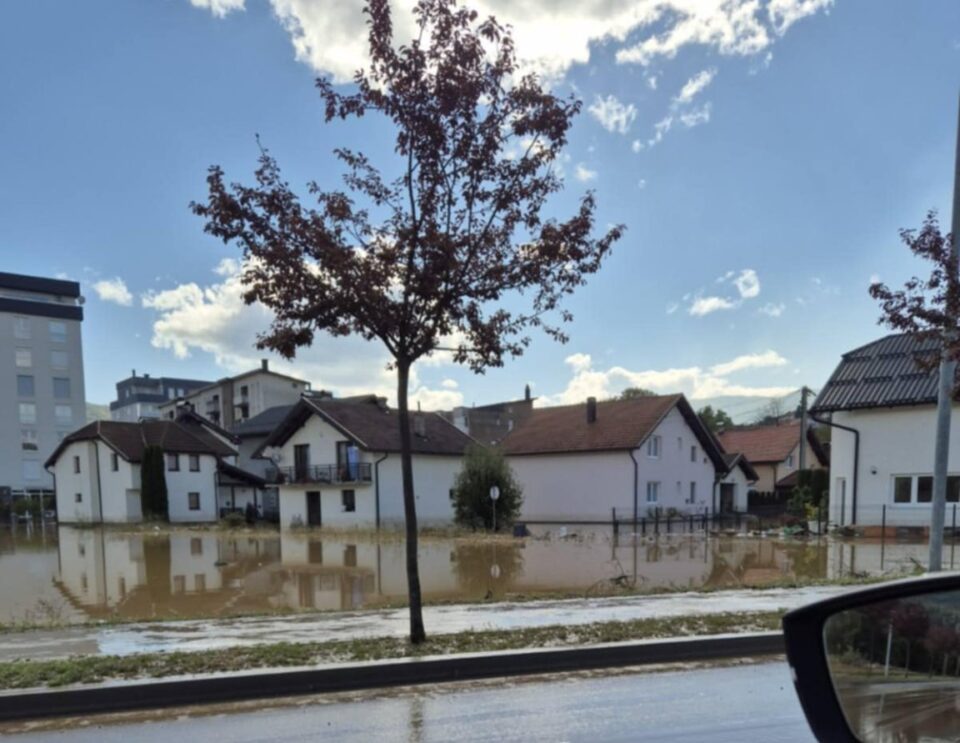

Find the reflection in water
[[0, 525, 948, 625], [825, 590, 960, 743]]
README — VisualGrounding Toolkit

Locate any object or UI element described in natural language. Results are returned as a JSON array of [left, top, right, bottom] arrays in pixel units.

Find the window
[[21, 429, 38, 451], [950, 477, 960, 503], [689, 481, 697, 504], [194, 574, 206, 592], [188, 454, 200, 472], [786, 454, 795, 468], [55, 405, 72, 425], [19, 403, 36, 424], [111, 453, 119, 471], [344, 544, 357, 567], [342, 489, 356, 513], [240, 385, 249, 397], [646, 435, 661, 458], [50, 350, 68, 369], [173, 576, 186, 594], [16, 375, 34, 397], [22, 460, 42, 481], [646, 481, 660, 503], [75, 492, 83, 503], [190, 538, 203, 555], [73, 455, 81, 473], [13, 316, 31, 339], [690, 445, 697, 463], [15, 348, 32, 368], [918, 476, 933, 503], [53, 377, 71, 399], [167, 453, 180, 471], [893, 476, 912, 503], [49, 321, 66, 343], [188, 492, 200, 510]]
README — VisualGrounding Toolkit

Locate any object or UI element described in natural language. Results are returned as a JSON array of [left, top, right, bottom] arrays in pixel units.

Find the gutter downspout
[[810, 411, 859, 526], [629, 449, 639, 524], [374, 453, 389, 530]]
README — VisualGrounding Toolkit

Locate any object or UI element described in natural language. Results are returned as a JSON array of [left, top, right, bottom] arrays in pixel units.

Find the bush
[[221, 512, 246, 529], [140, 446, 168, 520], [452, 445, 523, 531]]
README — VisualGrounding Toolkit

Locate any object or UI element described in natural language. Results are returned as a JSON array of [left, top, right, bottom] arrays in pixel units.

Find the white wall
[[719, 465, 753, 512], [164, 453, 219, 523], [828, 405, 960, 527], [509, 407, 718, 521], [53, 440, 100, 523]]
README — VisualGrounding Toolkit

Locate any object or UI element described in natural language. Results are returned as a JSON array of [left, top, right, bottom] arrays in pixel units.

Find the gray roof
[[231, 405, 295, 438], [812, 333, 948, 413]]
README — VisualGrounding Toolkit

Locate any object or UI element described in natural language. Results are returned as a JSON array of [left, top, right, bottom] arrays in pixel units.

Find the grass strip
[[0, 610, 783, 690]]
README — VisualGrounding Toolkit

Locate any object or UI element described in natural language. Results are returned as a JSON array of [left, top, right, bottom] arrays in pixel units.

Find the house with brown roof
[[45, 410, 265, 524], [499, 394, 729, 522], [717, 420, 827, 494], [256, 395, 475, 529], [813, 333, 960, 528]]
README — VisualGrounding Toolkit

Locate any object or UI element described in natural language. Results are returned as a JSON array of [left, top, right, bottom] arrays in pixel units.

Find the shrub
[[221, 512, 246, 529], [452, 445, 523, 532], [140, 446, 168, 520]]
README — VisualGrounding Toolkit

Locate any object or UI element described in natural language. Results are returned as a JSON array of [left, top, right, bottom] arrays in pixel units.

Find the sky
[[1, 0, 958, 420]]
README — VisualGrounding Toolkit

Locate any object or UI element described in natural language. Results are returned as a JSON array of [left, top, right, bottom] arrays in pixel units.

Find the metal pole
[[930, 94, 960, 572], [799, 386, 809, 472], [881, 504, 886, 571]]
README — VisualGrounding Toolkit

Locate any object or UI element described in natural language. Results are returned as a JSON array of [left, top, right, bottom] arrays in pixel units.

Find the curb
[[0, 632, 784, 722]]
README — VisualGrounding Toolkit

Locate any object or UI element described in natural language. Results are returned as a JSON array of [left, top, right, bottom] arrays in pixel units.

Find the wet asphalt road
[[8, 661, 814, 742]]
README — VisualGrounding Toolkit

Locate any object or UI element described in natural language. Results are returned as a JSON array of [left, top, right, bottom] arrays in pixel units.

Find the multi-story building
[[0, 271, 86, 495], [110, 371, 212, 422], [157, 360, 311, 429]]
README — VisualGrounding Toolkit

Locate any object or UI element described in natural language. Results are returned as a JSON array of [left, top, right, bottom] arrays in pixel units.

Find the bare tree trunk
[[396, 359, 426, 644]]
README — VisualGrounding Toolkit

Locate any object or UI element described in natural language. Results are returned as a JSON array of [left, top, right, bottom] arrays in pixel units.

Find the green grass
[[0, 610, 783, 690]]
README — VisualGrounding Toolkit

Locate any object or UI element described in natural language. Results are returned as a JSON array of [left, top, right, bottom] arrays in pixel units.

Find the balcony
[[266, 463, 373, 486]]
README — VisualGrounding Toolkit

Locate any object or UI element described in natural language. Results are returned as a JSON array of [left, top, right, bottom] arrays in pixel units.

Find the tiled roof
[[258, 397, 475, 456], [717, 421, 827, 466], [45, 417, 236, 468], [812, 333, 947, 413], [723, 452, 759, 482], [499, 394, 728, 470]]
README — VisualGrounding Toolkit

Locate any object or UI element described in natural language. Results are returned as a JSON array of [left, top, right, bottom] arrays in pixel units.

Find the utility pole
[[799, 386, 809, 473], [929, 94, 960, 572]]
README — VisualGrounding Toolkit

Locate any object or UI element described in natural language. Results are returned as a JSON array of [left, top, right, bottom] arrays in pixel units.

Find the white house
[[46, 411, 264, 524], [255, 395, 475, 529], [718, 453, 759, 513], [814, 333, 960, 531], [499, 395, 730, 522]]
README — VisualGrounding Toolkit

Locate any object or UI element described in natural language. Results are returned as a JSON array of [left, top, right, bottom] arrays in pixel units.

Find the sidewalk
[[0, 585, 850, 661]]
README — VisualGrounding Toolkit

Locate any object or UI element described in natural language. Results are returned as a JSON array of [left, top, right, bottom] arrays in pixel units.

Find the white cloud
[[574, 163, 598, 182], [733, 268, 760, 299], [92, 277, 133, 307], [588, 94, 637, 134], [672, 68, 717, 107], [869, 273, 881, 286], [190, 1, 831, 84], [631, 139, 644, 153], [637, 178, 647, 189], [644, 115, 674, 148], [141, 259, 462, 408], [679, 103, 712, 128], [441, 378, 459, 390], [758, 302, 786, 317], [689, 296, 736, 316], [543, 351, 794, 405], [665, 301, 679, 314], [646, 74, 658, 90]]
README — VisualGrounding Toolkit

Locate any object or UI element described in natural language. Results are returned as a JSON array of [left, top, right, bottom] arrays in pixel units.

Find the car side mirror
[[783, 573, 960, 742]]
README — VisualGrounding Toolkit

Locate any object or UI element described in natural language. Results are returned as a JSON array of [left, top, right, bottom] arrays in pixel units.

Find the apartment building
[[158, 360, 311, 429], [110, 371, 212, 421], [0, 271, 86, 495]]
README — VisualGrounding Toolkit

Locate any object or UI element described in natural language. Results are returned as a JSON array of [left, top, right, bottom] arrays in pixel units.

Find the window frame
[[48, 321, 67, 343], [646, 480, 660, 504], [111, 452, 119, 471], [18, 402, 37, 424], [16, 374, 34, 397], [52, 377, 71, 399], [187, 492, 201, 511], [342, 489, 356, 513], [188, 454, 200, 472], [13, 316, 31, 340], [167, 453, 180, 472], [891, 474, 960, 505], [75, 492, 83, 504], [15, 348, 32, 368], [54, 404, 73, 426], [73, 455, 81, 474], [690, 445, 698, 463], [646, 435, 661, 459]]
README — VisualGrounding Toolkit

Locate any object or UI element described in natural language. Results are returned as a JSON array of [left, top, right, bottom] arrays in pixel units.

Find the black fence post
[[880, 503, 886, 571], [654, 510, 659, 535], [612, 507, 618, 539], [641, 517, 646, 536], [688, 513, 693, 535]]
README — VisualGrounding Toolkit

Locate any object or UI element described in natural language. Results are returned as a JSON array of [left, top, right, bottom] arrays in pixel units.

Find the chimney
[[261, 359, 269, 372], [586, 397, 597, 424], [131, 369, 136, 377], [524, 384, 531, 401]]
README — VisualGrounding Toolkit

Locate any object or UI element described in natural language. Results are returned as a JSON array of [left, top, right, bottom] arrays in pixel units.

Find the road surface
[[4, 660, 813, 742]]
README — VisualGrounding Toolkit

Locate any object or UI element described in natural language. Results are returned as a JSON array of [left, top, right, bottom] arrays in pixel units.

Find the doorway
[[719, 483, 735, 513], [306, 491, 322, 527]]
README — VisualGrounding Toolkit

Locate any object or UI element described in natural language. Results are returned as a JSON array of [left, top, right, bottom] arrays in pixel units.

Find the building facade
[[0, 272, 86, 495], [110, 371, 212, 422]]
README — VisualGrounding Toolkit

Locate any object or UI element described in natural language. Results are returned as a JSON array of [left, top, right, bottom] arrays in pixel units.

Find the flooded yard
[[0, 524, 942, 627]]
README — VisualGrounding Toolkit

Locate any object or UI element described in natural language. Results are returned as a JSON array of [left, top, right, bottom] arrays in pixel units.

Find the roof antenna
[[417, 401, 422, 412]]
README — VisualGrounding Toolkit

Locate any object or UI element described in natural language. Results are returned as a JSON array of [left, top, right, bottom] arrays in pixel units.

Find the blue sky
[[1, 0, 958, 418]]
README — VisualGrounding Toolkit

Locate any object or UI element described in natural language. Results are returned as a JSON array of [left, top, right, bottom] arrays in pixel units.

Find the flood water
[[0, 524, 943, 626]]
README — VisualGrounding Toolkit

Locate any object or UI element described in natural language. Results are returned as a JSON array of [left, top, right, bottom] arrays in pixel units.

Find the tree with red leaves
[[191, 0, 622, 644]]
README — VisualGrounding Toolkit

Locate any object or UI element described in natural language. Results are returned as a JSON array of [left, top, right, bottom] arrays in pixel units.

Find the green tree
[[141, 446, 168, 519], [453, 445, 523, 531], [618, 387, 656, 400], [697, 405, 733, 433]]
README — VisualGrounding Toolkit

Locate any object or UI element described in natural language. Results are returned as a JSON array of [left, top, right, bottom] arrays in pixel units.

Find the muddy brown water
[[0, 524, 939, 626]]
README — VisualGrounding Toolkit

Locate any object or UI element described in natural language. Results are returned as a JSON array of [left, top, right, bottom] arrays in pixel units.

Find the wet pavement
[[0, 584, 848, 660], [3, 660, 813, 742], [0, 523, 937, 628]]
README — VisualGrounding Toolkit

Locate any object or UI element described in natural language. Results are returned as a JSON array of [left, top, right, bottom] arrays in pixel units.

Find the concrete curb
[[0, 632, 784, 722]]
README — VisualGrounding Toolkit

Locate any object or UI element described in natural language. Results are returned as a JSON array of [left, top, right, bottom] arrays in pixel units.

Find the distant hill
[[691, 390, 803, 426], [86, 402, 110, 423]]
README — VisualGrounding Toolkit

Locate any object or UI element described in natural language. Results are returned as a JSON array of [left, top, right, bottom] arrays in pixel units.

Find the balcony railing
[[266, 463, 373, 486]]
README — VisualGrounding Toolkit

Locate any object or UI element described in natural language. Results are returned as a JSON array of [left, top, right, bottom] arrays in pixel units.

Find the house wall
[[164, 453, 219, 523], [509, 407, 718, 521], [827, 405, 960, 527], [719, 466, 753, 512], [53, 440, 100, 523]]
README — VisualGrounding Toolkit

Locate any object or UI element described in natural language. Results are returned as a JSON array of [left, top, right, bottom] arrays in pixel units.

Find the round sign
[[489, 485, 501, 501]]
